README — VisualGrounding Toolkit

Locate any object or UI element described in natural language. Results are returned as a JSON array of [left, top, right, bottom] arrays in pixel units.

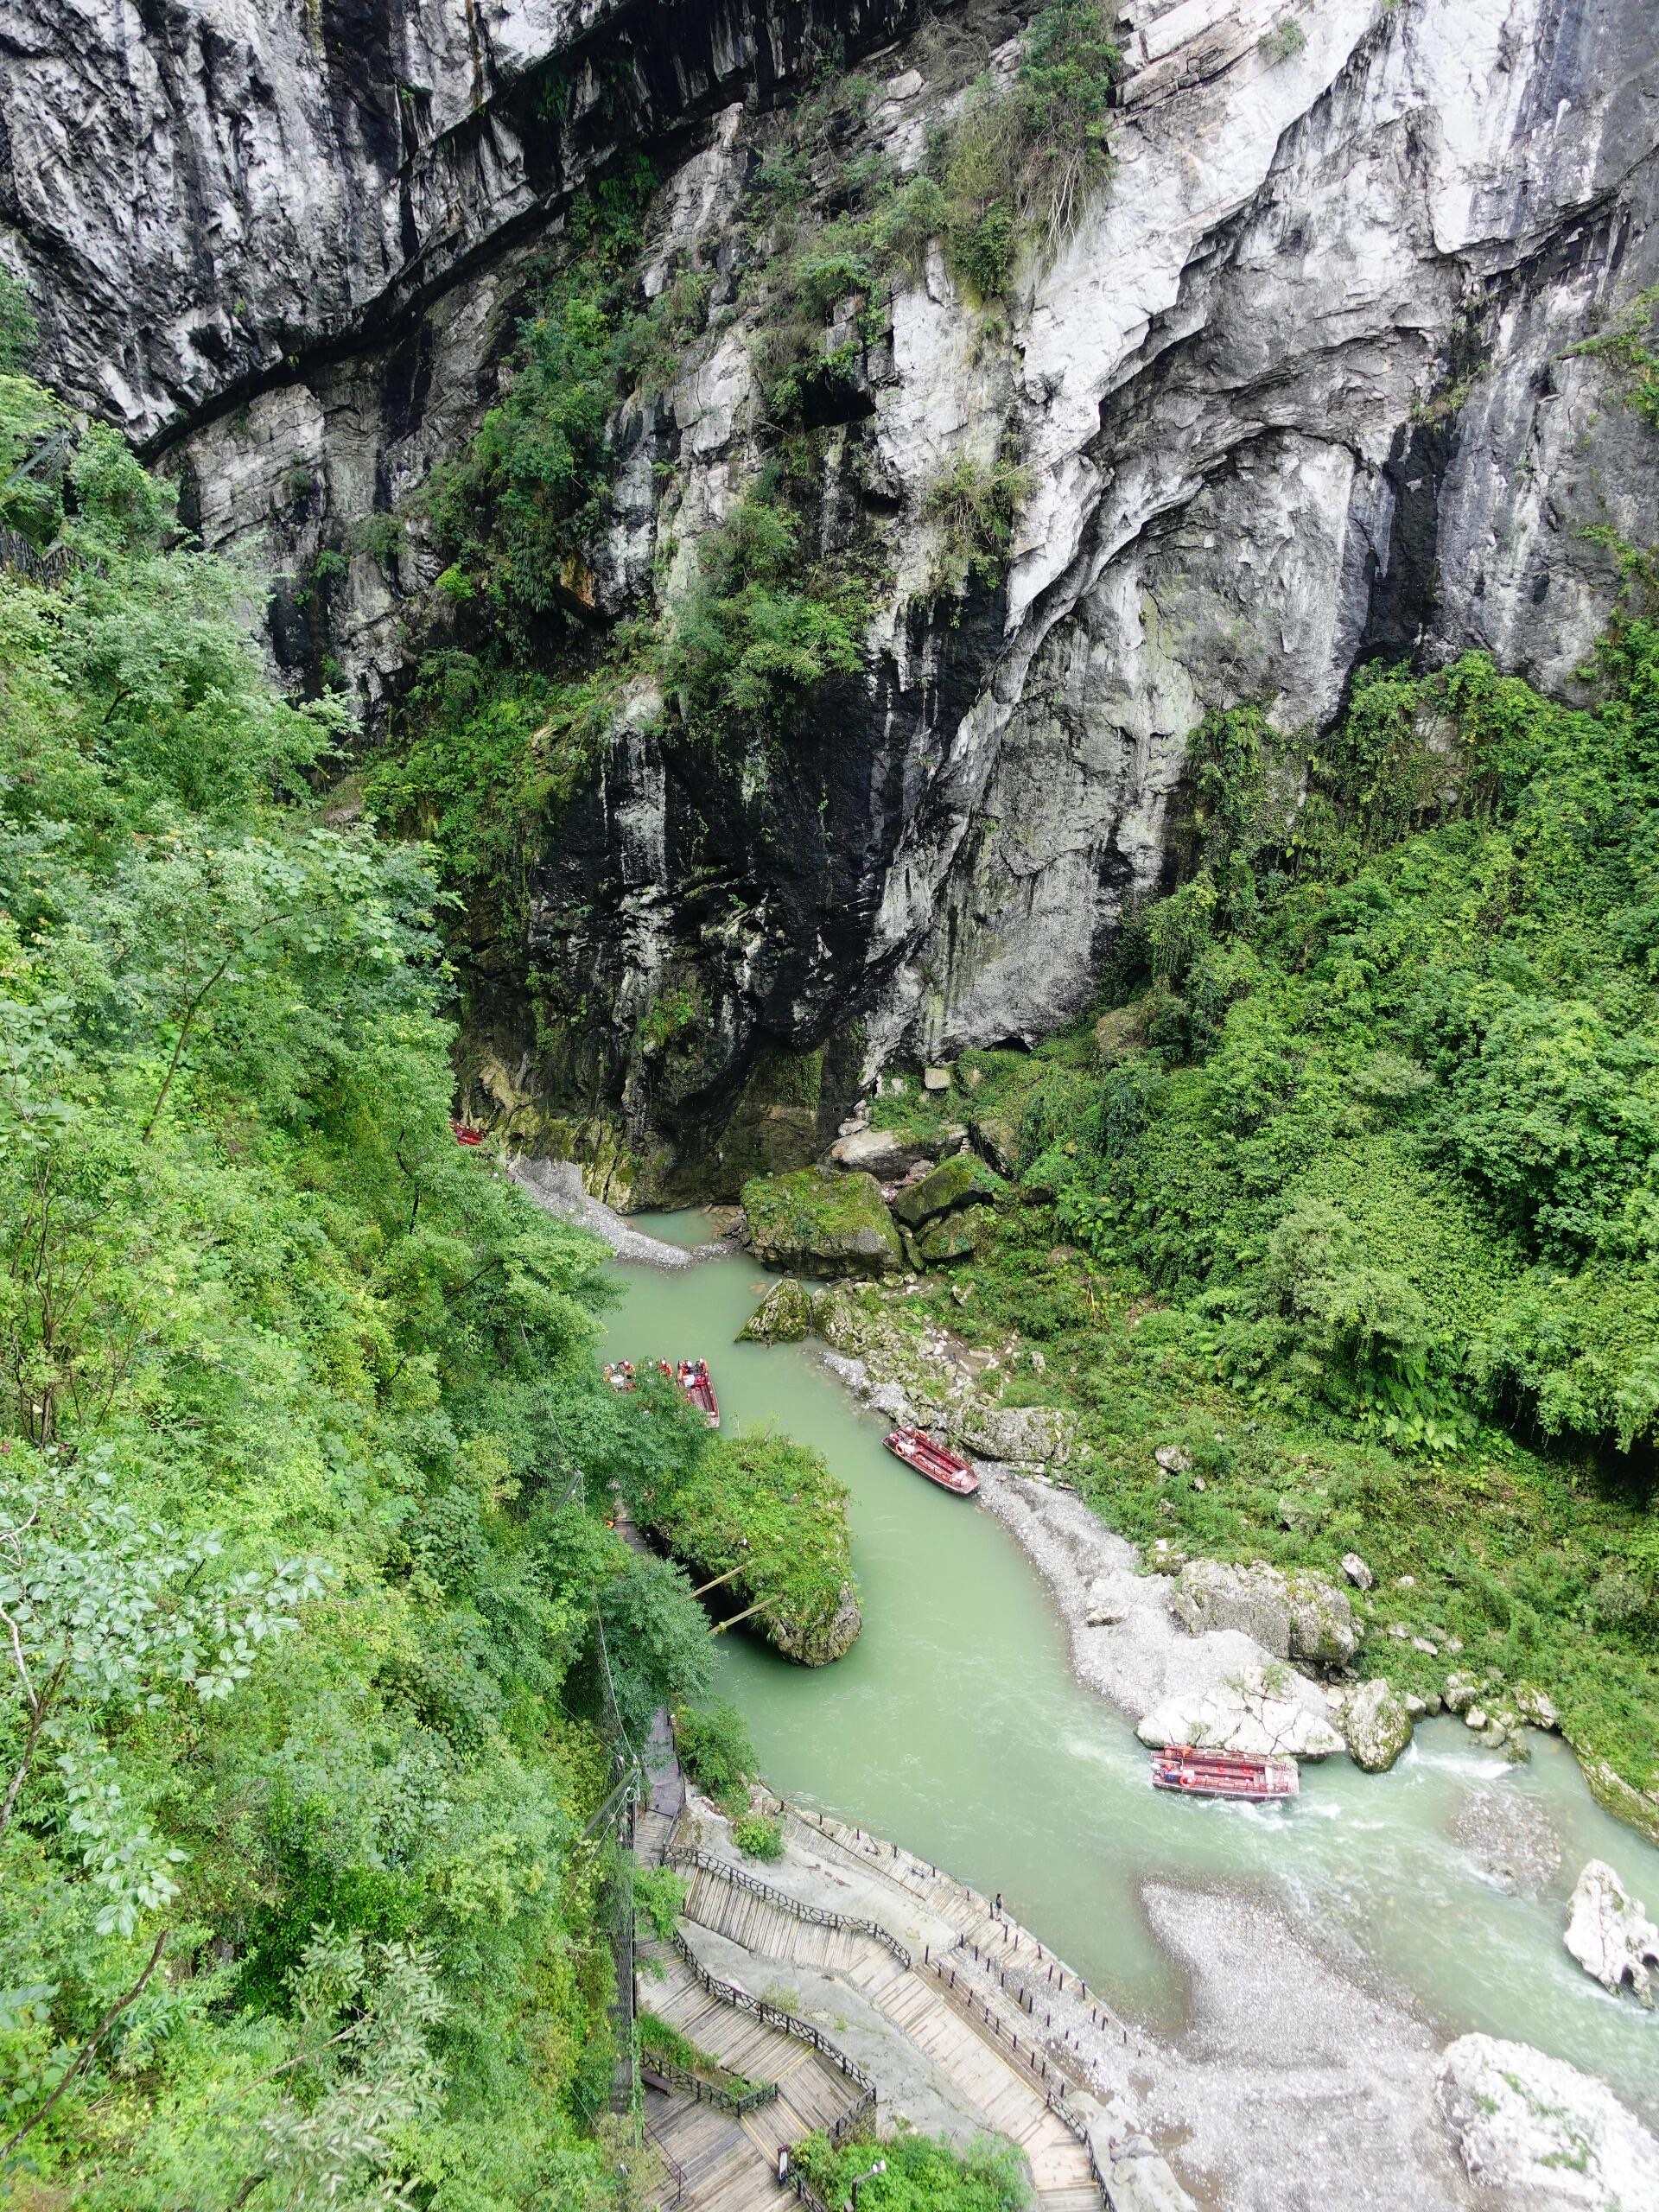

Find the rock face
[[1438, 2033, 1659, 2207], [1103, 2134, 1197, 2212], [1135, 1666, 1346, 1760], [1564, 1860, 1659, 2005], [1170, 1560, 1357, 1667], [769, 1580, 862, 1667], [741, 1171, 901, 1278], [15, 0, 1659, 1185], [827, 1128, 934, 1180], [1341, 1678, 1413, 1773], [738, 1277, 813, 1344], [956, 1402, 1073, 1466]]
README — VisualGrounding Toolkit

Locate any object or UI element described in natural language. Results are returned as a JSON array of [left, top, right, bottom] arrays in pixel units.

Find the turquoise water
[[602, 1224, 1659, 2118]]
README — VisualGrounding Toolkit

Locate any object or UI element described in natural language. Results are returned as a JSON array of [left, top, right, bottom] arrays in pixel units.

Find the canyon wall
[[7, 0, 1659, 1196]]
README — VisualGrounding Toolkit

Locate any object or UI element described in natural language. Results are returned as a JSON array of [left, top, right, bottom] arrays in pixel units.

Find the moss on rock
[[740, 1277, 813, 1342], [893, 1151, 1001, 1227], [742, 1168, 902, 1275], [917, 1205, 993, 1263]]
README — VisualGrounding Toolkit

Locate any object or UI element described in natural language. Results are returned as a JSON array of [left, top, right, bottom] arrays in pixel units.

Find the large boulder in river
[[1103, 2134, 1196, 2212], [1565, 1860, 1659, 2005], [1342, 1678, 1413, 1772], [1171, 1559, 1357, 1666], [739, 1278, 812, 1343], [1135, 1665, 1345, 1760], [1438, 2033, 1659, 2205], [741, 1169, 902, 1277]]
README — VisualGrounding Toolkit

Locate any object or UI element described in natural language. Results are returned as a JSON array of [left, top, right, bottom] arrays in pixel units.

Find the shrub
[[674, 1700, 760, 1811], [733, 1814, 785, 1861]]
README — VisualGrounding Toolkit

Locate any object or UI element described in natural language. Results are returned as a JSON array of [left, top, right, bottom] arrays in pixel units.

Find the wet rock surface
[[1564, 1860, 1659, 2006], [738, 1276, 814, 1343]]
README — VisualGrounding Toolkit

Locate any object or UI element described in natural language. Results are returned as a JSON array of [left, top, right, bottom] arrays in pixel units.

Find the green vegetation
[[731, 1813, 786, 1861], [0, 389, 724, 2206], [623, 1415, 858, 1663], [1568, 282, 1659, 427], [792, 2127, 1028, 2212], [864, 629, 1659, 1808], [0, 270, 38, 372], [632, 1866, 688, 1941], [920, 453, 1033, 602], [663, 475, 873, 740], [637, 2011, 761, 2098], [674, 1699, 761, 1814], [1258, 15, 1308, 64]]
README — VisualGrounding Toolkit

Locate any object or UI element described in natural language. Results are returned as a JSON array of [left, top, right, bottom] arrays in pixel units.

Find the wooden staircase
[[639, 1936, 863, 2211], [669, 1854, 1102, 2212]]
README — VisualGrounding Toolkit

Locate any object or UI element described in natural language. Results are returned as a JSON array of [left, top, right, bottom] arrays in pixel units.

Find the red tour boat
[[450, 1119, 485, 1147], [677, 1358, 720, 1427], [883, 1427, 980, 1497], [1149, 1748, 1299, 1801]]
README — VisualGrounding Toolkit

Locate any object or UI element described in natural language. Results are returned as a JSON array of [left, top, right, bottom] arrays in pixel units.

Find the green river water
[[601, 1217, 1659, 2120]]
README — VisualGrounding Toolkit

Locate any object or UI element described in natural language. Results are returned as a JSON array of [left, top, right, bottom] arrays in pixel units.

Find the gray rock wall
[[10, 0, 1659, 1189]]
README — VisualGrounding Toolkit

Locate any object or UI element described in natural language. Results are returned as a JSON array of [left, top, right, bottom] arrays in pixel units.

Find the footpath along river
[[599, 1216, 1659, 2122]]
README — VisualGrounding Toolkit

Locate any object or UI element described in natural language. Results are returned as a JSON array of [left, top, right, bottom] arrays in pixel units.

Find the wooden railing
[[668, 1929, 876, 2133], [642, 2046, 777, 2117], [664, 1846, 912, 1967]]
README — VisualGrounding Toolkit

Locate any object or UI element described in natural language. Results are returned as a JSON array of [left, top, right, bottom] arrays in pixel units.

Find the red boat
[[1149, 1748, 1299, 1801], [604, 1361, 636, 1393], [884, 1427, 979, 1497], [677, 1358, 720, 1428], [451, 1120, 485, 1147]]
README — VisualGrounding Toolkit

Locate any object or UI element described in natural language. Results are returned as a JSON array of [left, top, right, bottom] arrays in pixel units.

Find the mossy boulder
[[969, 1109, 1021, 1176], [892, 1153, 1001, 1228], [739, 1277, 813, 1343], [741, 1169, 902, 1276], [1343, 1678, 1414, 1772], [916, 1205, 992, 1263]]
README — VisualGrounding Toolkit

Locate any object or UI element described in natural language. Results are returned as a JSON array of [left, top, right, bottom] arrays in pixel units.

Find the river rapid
[[600, 1218, 1659, 2122]]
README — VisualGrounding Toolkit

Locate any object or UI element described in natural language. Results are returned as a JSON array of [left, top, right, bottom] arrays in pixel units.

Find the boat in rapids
[[1149, 1747, 1299, 1801], [883, 1427, 980, 1497]]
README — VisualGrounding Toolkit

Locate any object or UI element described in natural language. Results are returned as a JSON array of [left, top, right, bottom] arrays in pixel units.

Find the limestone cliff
[[9, 0, 1659, 1197]]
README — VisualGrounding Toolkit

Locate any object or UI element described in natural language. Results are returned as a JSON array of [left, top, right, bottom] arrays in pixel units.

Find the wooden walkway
[[639, 1935, 861, 2211], [662, 1857, 1101, 2212]]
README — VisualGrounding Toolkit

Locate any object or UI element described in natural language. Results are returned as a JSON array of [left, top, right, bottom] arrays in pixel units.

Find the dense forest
[[0, 359, 732, 2208]]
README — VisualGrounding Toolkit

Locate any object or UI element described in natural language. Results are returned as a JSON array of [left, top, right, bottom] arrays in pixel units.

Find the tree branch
[[0, 1928, 169, 2163]]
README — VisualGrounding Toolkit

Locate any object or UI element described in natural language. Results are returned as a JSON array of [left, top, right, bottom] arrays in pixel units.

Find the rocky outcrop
[[1564, 1861, 1659, 2006], [1135, 1665, 1345, 1760], [13, 0, 1659, 1188], [769, 1580, 862, 1666], [1170, 1559, 1357, 1667], [956, 1402, 1073, 1466], [1341, 1677, 1412, 1773], [739, 1277, 813, 1343], [741, 1169, 902, 1277], [890, 1153, 1000, 1228], [1437, 2034, 1659, 2207], [1103, 2133, 1197, 2212]]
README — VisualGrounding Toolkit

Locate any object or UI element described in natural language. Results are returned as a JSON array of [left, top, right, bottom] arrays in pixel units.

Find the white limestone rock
[[1104, 2133, 1197, 2212], [956, 1403, 1074, 1466], [1135, 1665, 1345, 1760], [1438, 2033, 1659, 2206], [1340, 1551, 1374, 1590], [1564, 1860, 1659, 2006]]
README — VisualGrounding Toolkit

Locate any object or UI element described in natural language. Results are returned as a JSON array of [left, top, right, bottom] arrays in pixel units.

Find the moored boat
[[883, 1426, 980, 1496], [677, 1357, 720, 1427], [604, 1360, 637, 1393], [450, 1119, 485, 1147], [1149, 1747, 1299, 1800]]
